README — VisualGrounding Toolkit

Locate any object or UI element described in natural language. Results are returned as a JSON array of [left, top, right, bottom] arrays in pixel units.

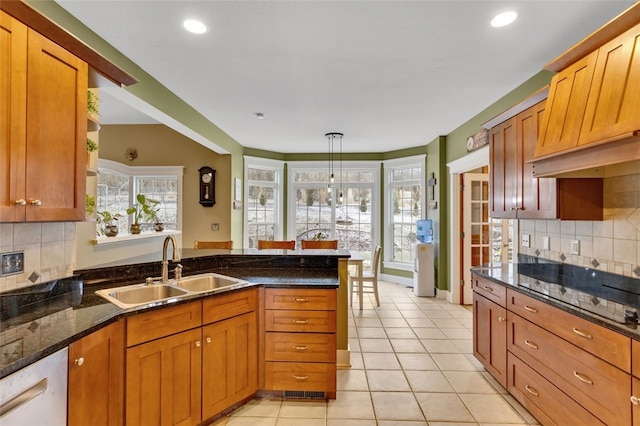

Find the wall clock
[[466, 129, 489, 152], [198, 166, 216, 207]]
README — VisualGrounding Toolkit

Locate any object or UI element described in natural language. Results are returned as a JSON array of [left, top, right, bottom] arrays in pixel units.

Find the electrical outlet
[[521, 234, 530, 248], [211, 223, 220, 231], [543, 236, 550, 250], [571, 240, 580, 255], [1, 251, 24, 276]]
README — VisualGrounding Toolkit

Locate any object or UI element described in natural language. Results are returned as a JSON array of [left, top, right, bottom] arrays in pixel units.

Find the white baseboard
[[379, 273, 413, 287]]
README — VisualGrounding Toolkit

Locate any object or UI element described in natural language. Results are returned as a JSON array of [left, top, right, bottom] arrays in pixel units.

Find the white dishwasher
[[0, 347, 68, 426]]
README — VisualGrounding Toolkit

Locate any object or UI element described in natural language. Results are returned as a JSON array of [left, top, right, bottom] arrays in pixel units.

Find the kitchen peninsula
[[0, 249, 349, 426]]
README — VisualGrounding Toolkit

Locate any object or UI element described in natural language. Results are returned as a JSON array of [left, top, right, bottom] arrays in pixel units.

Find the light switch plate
[[571, 240, 580, 255], [521, 234, 530, 248], [211, 223, 220, 231], [543, 236, 550, 250]]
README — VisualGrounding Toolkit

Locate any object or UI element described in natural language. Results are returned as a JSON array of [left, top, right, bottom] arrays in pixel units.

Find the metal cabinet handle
[[573, 371, 593, 385], [294, 319, 309, 324], [74, 357, 85, 366], [293, 375, 308, 381], [524, 340, 539, 350], [195, 340, 201, 347], [572, 328, 593, 339], [483, 286, 494, 292], [524, 305, 538, 313], [205, 337, 212, 344], [30, 199, 42, 206], [14, 199, 26, 206], [0, 378, 47, 418], [498, 316, 506, 323], [294, 297, 309, 302], [524, 384, 539, 397], [631, 396, 640, 405], [293, 345, 308, 351]]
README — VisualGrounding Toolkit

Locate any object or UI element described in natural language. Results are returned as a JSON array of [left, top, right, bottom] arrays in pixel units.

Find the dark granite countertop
[[472, 255, 640, 340], [0, 251, 345, 378]]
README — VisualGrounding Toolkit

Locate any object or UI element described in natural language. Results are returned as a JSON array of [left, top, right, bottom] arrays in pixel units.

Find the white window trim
[[382, 154, 426, 271], [96, 159, 184, 239], [287, 160, 381, 246], [243, 156, 285, 246]]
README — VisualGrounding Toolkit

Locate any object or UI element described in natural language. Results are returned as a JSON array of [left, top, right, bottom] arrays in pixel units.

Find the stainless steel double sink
[[95, 273, 248, 309]]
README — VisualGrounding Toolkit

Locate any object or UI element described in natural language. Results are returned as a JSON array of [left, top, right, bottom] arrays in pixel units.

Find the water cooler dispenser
[[414, 220, 435, 297]]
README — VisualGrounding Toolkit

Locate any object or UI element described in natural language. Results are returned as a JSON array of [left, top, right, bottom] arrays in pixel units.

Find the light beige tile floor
[[212, 280, 540, 426]]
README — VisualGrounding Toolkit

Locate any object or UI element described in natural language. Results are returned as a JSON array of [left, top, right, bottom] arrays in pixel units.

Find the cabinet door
[[0, 11, 27, 222], [25, 29, 87, 221], [535, 51, 597, 158], [517, 101, 557, 219], [579, 22, 640, 147], [202, 311, 257, 420], [126, 328, 202, 426], [473, 291, 507, 387], [68, 321, 124, 426], [489, 116, 517, 218]]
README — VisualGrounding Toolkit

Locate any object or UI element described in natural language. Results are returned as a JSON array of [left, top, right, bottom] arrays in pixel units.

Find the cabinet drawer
[[508, 353, 605, 426], [265, 288, 336, 311], [265, 310, 336, 333], [265, 332, 336, 363], [508, 312, 630, 425], [507, 289, 630, 371], [472, 274, 506, 307], [203, 288, 257, 324], [126, 301, 202, 347], [264, 362, 336, 392]]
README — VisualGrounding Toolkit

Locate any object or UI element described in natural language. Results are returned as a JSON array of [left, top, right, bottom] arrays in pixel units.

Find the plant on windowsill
[[126, 194, 160, 234], [97, 211, 123, 237]]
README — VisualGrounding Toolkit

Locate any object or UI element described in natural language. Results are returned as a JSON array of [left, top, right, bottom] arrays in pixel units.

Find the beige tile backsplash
[[0, 222, 77, 293], [520, 172, 640, 277]]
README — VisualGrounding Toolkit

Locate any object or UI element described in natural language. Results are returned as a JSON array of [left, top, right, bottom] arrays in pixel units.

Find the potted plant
[[86, 138, 98, 168], [127, 194, 160, 234], [87, 90, 99, 117], [85, 194, 96, 219], [97, 211, 122, 237]]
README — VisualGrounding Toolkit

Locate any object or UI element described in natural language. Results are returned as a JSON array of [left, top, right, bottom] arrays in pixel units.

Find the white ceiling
[[57, 0, 635, 154]]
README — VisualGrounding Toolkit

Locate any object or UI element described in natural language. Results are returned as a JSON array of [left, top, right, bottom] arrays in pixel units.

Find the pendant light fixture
[[325, 132, 344, 204]]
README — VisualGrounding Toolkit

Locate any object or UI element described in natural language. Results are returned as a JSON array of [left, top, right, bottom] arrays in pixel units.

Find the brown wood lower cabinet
[[472, 291, 507, 388], [124, 289, 258, 426], [263, 288, 337, 398], [472, 273, 637, 425], [202, 311, 257, 420], [126, 328, 202, 426], [68, 320, 124, 426]]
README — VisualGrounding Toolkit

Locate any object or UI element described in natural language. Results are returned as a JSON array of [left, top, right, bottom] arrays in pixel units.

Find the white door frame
[[446, 146, 489, 304]]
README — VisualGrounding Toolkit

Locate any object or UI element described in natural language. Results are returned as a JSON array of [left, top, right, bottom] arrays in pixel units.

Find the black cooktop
[[516, 255, 640, 325]]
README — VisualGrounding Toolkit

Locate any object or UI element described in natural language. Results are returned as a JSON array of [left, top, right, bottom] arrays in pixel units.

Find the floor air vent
[[283, 390, 326, 399]]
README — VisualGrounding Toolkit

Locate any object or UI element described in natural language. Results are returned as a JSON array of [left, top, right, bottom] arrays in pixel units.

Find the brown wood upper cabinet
[[488, 98, 603, 220], [0, 11, 87, 222], [531, 5, 640, 175]]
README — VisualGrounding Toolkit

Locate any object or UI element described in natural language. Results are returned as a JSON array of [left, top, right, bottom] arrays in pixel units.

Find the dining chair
[[193, 240, 233, 249], [349, 245, 382, 307], [257, 240, 295, 250], [301, 239, 338, 249]]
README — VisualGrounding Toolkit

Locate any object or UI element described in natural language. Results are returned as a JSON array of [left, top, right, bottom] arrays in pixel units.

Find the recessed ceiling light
[[255, 113, 265, 119], [491, 11, 518, 28], [183, 19, 208, 34]]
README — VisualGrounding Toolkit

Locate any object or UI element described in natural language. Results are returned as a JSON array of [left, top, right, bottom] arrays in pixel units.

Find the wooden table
[[348, 251, 365, 310]]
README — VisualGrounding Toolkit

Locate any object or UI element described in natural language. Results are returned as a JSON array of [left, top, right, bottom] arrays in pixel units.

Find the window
[[244, 156, 284, 248], [288, 161, 379, 258], [97, 159, 183, 236], [383, 155, 425, 269]]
